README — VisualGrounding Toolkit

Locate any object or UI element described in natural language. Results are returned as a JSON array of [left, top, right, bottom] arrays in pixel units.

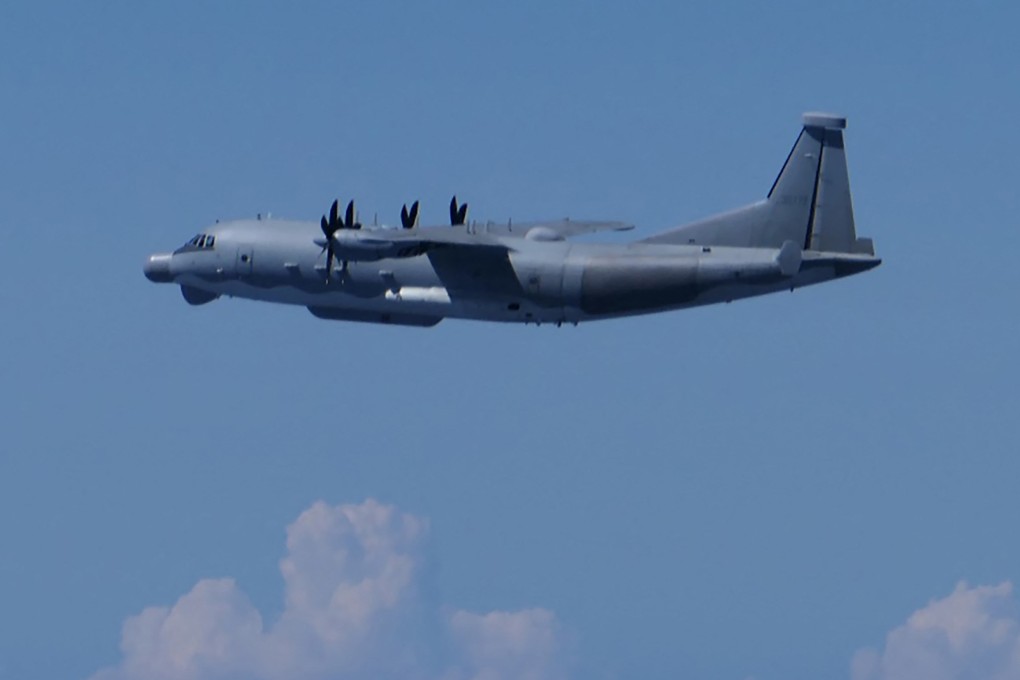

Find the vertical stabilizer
[[767, 113, 860, 252], [642, 112, 873, 255], [765, 123, 823, 247], [801, 115, 857, 252]]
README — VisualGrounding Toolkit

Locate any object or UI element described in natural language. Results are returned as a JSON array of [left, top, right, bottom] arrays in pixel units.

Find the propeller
[[400, 200, 420, 229], [319, 200, 341, 282], [318, 198, 363, 282], [449, 195, 468, 226]]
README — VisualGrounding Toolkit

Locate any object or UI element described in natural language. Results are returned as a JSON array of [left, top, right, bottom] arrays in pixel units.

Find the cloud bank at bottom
[[91, 499, 569, 680]]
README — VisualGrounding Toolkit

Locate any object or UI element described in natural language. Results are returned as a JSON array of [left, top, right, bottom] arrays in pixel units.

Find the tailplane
[[642, 113, 874, 255]]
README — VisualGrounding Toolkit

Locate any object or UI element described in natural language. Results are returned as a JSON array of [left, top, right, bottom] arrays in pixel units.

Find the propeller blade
[[325, 243, 335, 283], [345, 200, 356, 230], [320, 215, 330, 238], [329, 199, 341, 233], [401, 200, 420, 229], [450, 196, 468, 225]]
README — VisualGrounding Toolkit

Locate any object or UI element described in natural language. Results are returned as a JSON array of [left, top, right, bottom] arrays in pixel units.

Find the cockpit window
[[182, 234, 216, 250]]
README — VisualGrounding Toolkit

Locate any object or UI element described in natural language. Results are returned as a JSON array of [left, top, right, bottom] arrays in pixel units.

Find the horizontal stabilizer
[[776, 240, 802, 276]]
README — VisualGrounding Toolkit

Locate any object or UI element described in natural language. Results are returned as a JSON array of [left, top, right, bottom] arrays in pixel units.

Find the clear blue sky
[[2, 2, 1019, 679]]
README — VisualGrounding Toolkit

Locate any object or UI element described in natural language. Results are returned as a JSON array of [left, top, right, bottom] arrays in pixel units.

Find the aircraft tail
[[642, 113, 874, 255]]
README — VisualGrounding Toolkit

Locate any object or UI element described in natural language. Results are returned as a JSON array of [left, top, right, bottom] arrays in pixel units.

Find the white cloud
[[444, 609, 569, 680], [92, 500, 569, 680], [852, 581, 1020, 680]]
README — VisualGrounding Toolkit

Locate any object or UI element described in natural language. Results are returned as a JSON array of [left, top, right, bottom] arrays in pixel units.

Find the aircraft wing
[[335, 227, 523, 297], [329, 218, 632, 263], [474, 219, 634, 239], [383, 227, 513, 254], [328, 226, 513, 261]]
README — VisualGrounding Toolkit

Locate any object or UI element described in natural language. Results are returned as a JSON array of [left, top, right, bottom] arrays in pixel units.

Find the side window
[[197, 235, 207, 248], [206, 235, 215, 248]]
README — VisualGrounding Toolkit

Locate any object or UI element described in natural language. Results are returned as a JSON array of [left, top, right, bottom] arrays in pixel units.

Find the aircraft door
[[235, 245, 254, 278]]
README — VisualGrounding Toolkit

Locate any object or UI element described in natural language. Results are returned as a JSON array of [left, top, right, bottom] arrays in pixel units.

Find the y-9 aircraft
[[144, 113, 879, 327]]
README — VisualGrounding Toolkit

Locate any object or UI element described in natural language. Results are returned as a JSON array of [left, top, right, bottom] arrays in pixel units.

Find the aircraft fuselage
[[145, 217, 878, 327]]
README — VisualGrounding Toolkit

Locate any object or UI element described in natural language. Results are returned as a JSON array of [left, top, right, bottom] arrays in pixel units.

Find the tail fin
[[642, 113, 874, 255]]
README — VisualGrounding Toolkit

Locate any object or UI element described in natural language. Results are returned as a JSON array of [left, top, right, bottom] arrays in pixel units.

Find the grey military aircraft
[[144, 112, 879, 327]]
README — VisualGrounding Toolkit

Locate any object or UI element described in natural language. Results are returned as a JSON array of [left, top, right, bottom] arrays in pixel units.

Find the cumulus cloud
[[444, 609, 569, 680], [852, 581, 1020, 680], [92, 500, 569, 680]]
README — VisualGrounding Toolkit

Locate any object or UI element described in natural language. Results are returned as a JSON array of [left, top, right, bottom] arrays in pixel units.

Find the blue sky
[[2, 2, 1019, 679]]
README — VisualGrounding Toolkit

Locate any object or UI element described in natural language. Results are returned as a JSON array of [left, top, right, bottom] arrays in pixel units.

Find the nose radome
[[144, 253, 173, 283]]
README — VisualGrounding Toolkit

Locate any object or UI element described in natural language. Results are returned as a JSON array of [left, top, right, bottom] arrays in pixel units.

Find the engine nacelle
[[331, 232, 429, 262]]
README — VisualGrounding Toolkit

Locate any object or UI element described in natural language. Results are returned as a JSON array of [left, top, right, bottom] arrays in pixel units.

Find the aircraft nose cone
[[144, 253, 173, 283]]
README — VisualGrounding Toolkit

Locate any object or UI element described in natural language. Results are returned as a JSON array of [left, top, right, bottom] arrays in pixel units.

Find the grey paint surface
[[144, 113, 880, 326]]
